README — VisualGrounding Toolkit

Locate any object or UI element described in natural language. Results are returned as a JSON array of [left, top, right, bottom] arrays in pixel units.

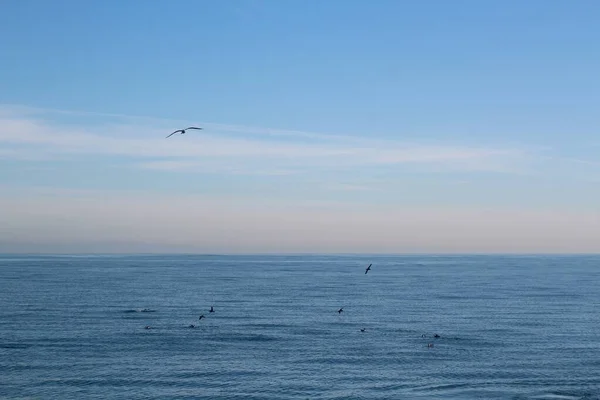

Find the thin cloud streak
[[0, 105, 531, 175], [0, 103, 410, 144], [138, 160, 300, 176]]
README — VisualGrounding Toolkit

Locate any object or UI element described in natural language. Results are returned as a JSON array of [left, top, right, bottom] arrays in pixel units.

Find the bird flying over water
[[198, 315, 205, 320], [337, 307, 343, 314], [166, 126, 202, 138], [365, 264, 372, 274], [209, 306, 214, 313]]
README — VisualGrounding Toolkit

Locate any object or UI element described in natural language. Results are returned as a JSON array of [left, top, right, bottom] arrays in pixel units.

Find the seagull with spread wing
[[365, 263, 372, 274], [166, 126, 202, 138]]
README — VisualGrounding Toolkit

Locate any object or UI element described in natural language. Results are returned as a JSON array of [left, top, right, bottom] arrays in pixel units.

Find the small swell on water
[[0, 343, 30, 349], [411, 382, 472, 393], [295, 327, 332, 336], [237, 323, 295, 329], [530, 392, 597, 400], [122, 309, 156, 313], [208, 333, 280, 343], [173, 370, 262, 379]]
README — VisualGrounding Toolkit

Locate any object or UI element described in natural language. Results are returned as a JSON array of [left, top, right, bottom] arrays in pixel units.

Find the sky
[[0, 0, 599, 253]]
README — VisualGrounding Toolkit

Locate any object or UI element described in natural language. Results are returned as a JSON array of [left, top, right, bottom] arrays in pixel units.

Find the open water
[[0, 254, 599, 399]]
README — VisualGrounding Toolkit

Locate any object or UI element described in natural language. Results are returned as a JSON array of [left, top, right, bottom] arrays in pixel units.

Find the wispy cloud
[[558, 157, 600, 167], [138, 159, 299, 176], [326, 183, 375, 192], [0, 104, 530, 176]]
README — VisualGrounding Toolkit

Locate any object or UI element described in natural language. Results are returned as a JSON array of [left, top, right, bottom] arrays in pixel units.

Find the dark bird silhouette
[[209, 306, 214, 313], [365, 263, 372, 274], [337, 307, 343, 314], [166, 126, 202, 138], [434, 334, 440, 338], [360, 328, 366, 332], [198, 315, 205, 320], [144, 325, 151, 330], [188, 324, 196, 328]]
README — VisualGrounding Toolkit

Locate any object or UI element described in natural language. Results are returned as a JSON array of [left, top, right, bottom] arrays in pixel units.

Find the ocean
[[0, 254, 599, 399]]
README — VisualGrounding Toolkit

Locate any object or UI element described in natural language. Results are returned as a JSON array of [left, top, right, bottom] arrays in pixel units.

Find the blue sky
[[0, 0, 599, 253]]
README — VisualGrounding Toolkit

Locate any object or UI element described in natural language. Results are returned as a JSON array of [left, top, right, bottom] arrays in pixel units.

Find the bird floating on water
[[166, 126, 202, 138], [198, 315, 205, 320], [209, 306, 214, 313], [365, 263, 372, 274]]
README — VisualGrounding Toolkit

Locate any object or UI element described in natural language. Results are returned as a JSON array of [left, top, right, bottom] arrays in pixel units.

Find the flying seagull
[[365, 263, 372, 274], [198, 315, 205, 320], [337, 307, 344, 314], [166, 126, 202, 138]]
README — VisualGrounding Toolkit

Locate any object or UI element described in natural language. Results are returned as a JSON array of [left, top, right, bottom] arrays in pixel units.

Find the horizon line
[[1, 252, 598, 257]]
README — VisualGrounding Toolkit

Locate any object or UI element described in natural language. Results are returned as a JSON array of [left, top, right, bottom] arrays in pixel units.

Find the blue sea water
[[0, 254, 599, 400]]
